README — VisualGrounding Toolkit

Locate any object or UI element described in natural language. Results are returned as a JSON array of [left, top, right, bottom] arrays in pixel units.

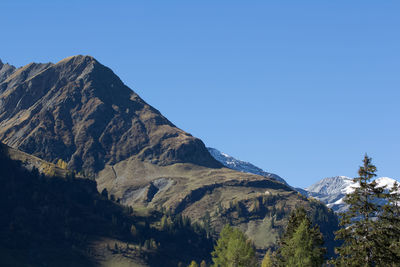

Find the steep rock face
[[0, 56, 221, 174], [0, 59, 16, 83]]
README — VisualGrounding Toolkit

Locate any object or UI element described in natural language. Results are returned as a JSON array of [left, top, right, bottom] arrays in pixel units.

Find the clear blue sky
[[1, 1, 399, 188]]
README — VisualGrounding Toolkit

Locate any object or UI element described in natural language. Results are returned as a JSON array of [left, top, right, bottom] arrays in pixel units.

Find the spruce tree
[[376, 181, 400, 264], [334, 154, 384, 266], [277, 207, 325, 267]]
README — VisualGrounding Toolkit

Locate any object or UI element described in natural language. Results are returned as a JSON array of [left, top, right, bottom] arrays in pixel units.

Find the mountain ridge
[[0, 55, 221, 174], [207, 147, 288, 185], [0, 59, 17, 83], [304, 175, 399, 213]]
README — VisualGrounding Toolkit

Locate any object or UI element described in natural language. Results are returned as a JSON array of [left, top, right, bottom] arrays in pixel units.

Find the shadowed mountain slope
[[0, 143, 213, 267]]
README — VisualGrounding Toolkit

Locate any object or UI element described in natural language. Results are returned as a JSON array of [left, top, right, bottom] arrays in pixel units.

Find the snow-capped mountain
[[207, 147, 288, 185], [207, 147, 399, 213], [304, 176, 399, 213]]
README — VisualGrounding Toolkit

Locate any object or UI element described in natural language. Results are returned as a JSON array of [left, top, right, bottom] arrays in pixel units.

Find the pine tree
[[375, 181, 400, 264], [277, 207, 325, 267], [211, 224, 257, 267], [334, 154, 384, 266]]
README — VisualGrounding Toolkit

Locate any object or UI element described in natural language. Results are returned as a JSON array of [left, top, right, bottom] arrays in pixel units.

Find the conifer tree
[[375, 181, 400, 264], [211, 224, 257, 267], [284, 219, 325, 267], [334, 154, 384, 266], [277, 207, 325, 267]]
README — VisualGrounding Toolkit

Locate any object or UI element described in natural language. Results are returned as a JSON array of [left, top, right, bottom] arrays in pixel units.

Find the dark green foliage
[[376, 181, 400, 264], [276, 207, 325, 267], [211, 224, 257, 267], [309, 201, 339, 258], [334, 155, 385, 266]]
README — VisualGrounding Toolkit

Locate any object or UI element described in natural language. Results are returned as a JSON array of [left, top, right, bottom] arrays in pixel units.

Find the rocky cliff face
[[0, 56, 221, 174], [0, 59, 16, 83]]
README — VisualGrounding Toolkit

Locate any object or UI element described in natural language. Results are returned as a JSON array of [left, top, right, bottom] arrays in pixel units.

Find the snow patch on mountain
[[207, 147, 287, 185], [304, 176, 399, 213]]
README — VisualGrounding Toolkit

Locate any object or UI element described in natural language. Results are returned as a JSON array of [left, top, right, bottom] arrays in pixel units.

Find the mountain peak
[[375, 177, 398, 189], [0, 59, 17, 83], [58, 54, 97, 64], [304, 176, 399, 213], [55, 55, 101, 70], [0, 56, 221, 174], [306, 176, 352, 195]]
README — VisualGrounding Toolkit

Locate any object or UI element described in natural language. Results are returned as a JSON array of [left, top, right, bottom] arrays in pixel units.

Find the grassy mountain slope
[[0, 56, 339, 258]]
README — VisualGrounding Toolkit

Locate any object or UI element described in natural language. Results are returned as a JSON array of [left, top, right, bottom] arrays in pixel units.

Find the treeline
[[189, 155, 400, 267]]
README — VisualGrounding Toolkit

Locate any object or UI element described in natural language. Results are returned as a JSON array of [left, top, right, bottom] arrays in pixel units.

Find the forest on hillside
[[1, 143, 399, 266]]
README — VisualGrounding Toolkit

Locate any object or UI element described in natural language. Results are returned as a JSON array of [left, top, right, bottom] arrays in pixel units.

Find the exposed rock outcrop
[[0, 55, 221, 174]]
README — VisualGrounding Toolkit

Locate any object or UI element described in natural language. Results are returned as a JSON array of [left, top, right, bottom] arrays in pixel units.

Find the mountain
[[207, 147, 288, 185], [305, 176, 399, 213], [0, 55, 221, 175], [1, 142, 70, 178], [0, 59, 16, 83], [0, 55, 339, 258]]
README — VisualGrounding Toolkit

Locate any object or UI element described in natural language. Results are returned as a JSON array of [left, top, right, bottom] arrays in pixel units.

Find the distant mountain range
[[206, 148, 399, 213], [207, 147, 288, 185], [304, 176, 399, 213]]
